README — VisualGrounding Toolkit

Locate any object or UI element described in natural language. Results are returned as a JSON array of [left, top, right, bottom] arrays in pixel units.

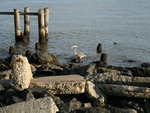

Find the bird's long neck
[[74, 47, 77, 55]]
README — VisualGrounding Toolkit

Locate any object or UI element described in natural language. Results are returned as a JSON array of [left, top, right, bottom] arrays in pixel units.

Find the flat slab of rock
[[97, 83, 150, 99], [0, 75, 85, 95], [0, 97, 58, 113], [30, 75, 86, 94]]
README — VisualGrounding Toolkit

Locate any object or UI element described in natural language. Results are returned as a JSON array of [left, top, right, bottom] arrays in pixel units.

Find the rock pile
[[0, 52, 150, 113]]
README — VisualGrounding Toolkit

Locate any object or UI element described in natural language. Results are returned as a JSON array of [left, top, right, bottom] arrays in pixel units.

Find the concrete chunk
[[30, 75, 86, 94], [0, 75, 86, 95], [11, 55, 33, 91], [0, 97, 59, 113]]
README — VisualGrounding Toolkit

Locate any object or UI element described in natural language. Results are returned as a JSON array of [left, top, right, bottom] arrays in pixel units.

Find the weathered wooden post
[[24, 7, 30, 41], [44, 8, 50, 42], [38, 9, 46, 44], [14, 9, 21, 42], [100, 53, 108, 65], [97, 43, 102, 53]]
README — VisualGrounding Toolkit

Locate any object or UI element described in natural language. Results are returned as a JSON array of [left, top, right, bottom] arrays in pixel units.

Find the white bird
[[71, 45, 86, 62]]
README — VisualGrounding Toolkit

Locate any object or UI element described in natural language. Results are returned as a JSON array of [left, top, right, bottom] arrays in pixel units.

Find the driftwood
[[97, 83, 150, 99], [92, 74, 150, 87]]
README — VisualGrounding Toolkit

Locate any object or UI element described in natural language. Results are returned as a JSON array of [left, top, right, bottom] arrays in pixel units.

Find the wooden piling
[[38, 9, 46, 44], [97, 43, 102, 53], [44, 8, 50, 42], [1, 8, 50, 43], [99, 53, 108, 67], [100, 53, 108, 64], [24, 7, 30, 40], [14, 9, 21, 42]]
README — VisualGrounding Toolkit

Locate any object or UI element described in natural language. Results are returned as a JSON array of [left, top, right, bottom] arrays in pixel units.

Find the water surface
[[0, 0, 150, 67]]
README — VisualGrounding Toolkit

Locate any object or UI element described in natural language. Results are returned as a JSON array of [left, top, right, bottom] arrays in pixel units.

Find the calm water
[[0, 0, 150, 67]]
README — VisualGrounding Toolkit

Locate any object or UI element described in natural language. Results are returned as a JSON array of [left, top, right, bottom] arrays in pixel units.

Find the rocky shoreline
[[0, 51, 150, 113]]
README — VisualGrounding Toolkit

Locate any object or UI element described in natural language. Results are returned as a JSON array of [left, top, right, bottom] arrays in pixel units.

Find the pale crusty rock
[[97, 84, 150, 99], [86, 81, 106, 100], [88, 73, 150, 87], [0, 97, 59, 113], [11, 55, 33, 91], [30, 75, 85, 94], [86, 81, 106, 106]]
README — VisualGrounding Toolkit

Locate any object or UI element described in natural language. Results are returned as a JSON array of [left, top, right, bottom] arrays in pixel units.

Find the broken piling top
[[97, 43, 102, 53]]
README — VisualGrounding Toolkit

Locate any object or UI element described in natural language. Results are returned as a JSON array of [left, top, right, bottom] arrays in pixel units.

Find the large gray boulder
[[11, 55, 33, 91], [0, 97, 59, 113], [30, 52, 59, 65]]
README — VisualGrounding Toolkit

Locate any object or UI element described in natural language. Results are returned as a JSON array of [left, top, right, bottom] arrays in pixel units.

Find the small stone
[[0, 84, 4, 93], [73, 107, 110, 113], [93, 96, 105, 107], [9, 46, 16, 55], [25, 50, 32, 61], [145, 101, 150, 113], [29, 86, 45, 98], [5, 96, 24, 105], [0, 96, 4, 102], [82, 102, 92, 108], [35, 43, 41, 49], [141, 63, 150, 68], [20, 89, 35, 101], [30, 64, 37, 75], [60, 98, 81, 112], [3, 88, 18, 99]]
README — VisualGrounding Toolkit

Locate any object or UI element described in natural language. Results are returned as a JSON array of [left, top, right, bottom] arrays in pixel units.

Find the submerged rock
[[141, 63, 150, 68], [5, 96, 24, 105]]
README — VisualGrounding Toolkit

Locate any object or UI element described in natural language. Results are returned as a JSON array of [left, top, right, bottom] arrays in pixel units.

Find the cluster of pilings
[[97, 43, 108, 66], [0, 7, 50, 44]]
